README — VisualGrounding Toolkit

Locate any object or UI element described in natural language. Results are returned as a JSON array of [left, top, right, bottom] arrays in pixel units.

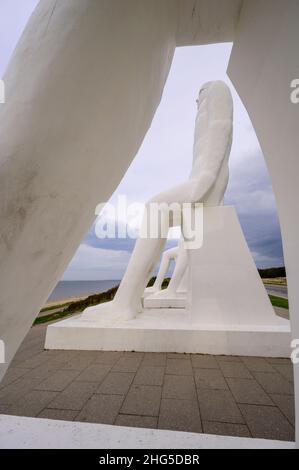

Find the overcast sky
[[0, 1, 284, 280]]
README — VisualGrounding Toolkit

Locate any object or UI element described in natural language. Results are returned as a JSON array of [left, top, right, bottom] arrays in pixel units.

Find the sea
[[47, 280, 120, 303]]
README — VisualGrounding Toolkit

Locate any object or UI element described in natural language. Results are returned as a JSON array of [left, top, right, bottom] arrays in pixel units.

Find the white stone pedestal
[[45, 206, 290, 357], [188, 206, 285, 328], [143, 292, 186, 309]]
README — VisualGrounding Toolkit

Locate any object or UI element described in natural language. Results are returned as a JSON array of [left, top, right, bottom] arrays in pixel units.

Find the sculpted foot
[[149, 287, 177, 299], [144, 286, 160, 295], [80, 301, 136, 324]]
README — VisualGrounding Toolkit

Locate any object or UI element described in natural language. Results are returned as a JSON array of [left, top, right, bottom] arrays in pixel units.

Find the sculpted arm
[[190, 84, 233, 203], [190, 118, 232, 202]]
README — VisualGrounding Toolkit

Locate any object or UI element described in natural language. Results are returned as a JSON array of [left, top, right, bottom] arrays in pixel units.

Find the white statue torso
[[189, 92, 231, 205]]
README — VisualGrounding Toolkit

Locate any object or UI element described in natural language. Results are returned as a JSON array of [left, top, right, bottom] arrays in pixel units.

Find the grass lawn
[[269, 294, 289, 309], [263, 277, 287, 286]]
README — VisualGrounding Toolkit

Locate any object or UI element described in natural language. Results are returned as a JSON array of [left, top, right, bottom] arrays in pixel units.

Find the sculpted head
[[196, 81, 213, 109], [196, 81, 232, 117]]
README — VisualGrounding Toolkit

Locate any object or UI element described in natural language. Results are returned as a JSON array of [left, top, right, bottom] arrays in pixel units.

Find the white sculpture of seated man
[[80, 80, 233, 323]]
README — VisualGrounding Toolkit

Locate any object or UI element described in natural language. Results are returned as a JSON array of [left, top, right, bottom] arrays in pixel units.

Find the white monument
[[45, 81, 290, 357], [1, 0, 298, 449], [80, 80, 233, 322]]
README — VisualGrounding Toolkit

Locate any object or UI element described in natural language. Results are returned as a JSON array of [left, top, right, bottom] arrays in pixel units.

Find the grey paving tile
[[115, 414, 157, 429], [38, 408, 79, 421], [97, 372, 134, 395], [218, 362, 252, 379], [41, 357, 72, 370], [267, 357, 291, 365], [93, 351, 123, 365], [0, 377, 43, 405], [240, 357, 275, 373], [76, 394, 124, 424], [22, 363, 63, 380], [35, 370, 80, 392], [13, 350, 36, 361], [194, 369, 228, 391], [215, 355, 242, 363], [226, 378, 273, 405], [162, 375, 197, 401], [59, 355, 96, 371], [197, 389, 244, 424], [48, 350, 81, 363], [122, 352, 144, 360], [203, 421, 251, 438], [270, 394, 295, 426], [167, 353, 190, 360], [239, 404, 295, 441], [76, 364, 111, 383], [158, 399, 202, 433], [0, 367, 30, 389], [17, 350, 56, 369], [142, 353, 166, 367], [112, 356, 142, 373], [5, 390, 58, 417], [134, 366, 164, 386], [14, 352, 50, 369], [166, 359, 192, 376], [48, 382, 98, 410], [191, 355, 219, 369], [121, 385, 162, 417], [253, 372, 294, 395], [273, 364, 294, 382]]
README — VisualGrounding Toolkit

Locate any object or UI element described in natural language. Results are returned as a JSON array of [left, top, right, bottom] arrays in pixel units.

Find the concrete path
[[0, 323, 295, 442], [264, 284, 288, 299]]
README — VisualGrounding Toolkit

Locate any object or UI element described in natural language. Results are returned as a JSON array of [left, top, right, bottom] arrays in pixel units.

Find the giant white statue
[[81, 80, 233, 323]]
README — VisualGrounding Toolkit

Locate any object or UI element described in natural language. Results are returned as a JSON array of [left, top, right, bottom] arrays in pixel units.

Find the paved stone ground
[[0, 323, 295, 442]]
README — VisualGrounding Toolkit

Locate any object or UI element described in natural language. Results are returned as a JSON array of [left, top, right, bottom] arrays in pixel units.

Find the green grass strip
[[269, 294, 289, 310]]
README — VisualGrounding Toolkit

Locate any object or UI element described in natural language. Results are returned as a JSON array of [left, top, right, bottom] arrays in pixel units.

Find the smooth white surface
[[0, 415, 294, 449], [45, 308, 290, 357], [81, 81, 233, 324], [228, 0, 299, 444], [189, 206, 285, 326]]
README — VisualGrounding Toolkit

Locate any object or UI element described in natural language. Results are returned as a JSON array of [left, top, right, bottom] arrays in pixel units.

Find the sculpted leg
[[145, 246, 178, 295], [81, 204, 168, 322], [0, 0, 177, 381], [81, 179, 196, 321], [153, 239, 188, 299]]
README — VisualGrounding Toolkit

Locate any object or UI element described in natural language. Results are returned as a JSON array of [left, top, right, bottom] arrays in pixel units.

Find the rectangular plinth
[[143, 295, 186, 309], [45, 310, 291, 357], [0, 415, 294, 449]]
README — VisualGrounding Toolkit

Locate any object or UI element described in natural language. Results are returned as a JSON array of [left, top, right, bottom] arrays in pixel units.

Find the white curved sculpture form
[[0, 0, 244, 384], [0, 0, 177, 382], [81, 80, 233, 323]]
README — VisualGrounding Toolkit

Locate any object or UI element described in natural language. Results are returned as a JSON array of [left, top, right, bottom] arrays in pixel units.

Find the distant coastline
[[47, 280, 121, 304]]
